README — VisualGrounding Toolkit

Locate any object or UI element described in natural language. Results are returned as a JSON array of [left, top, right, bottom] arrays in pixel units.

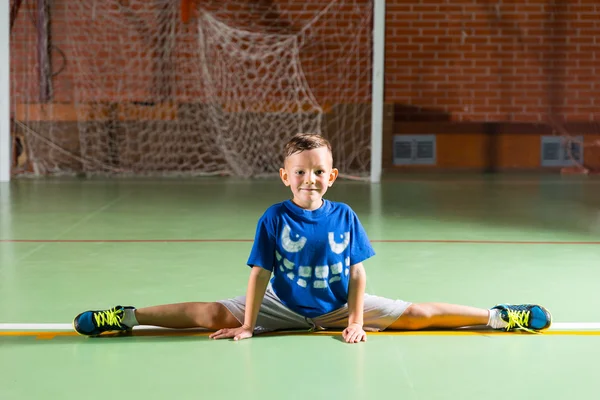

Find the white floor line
[[1, 322, 600, 331], [0, 323, 171, 331]]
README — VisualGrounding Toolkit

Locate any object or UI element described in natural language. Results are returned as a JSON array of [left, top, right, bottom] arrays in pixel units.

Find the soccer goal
[[5, 0, 385, 182]]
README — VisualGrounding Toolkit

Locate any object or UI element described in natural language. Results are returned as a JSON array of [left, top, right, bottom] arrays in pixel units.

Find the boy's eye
[[296, 171, 304, 175], [316, 170, 324, 175]]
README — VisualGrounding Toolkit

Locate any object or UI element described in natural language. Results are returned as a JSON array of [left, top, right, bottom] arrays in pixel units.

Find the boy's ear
[[279, 168, 291, 186], [328, 168, 339, 187]]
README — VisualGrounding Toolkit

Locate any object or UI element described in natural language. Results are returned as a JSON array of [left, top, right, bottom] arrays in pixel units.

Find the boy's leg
[[134, 302, 240, 330], [388, 303, 489, 330], [73, 285, 312, 336], [313, 295, 551, 333], [73, 302, 240, 336], [388, 302, 552, 332]]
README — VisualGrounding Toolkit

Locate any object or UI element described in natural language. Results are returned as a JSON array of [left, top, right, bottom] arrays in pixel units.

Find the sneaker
[[491, 304, 552, 333], [73, 305, 134, 336]]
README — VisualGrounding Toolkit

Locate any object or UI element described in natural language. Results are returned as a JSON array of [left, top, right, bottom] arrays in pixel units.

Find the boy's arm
[[209, 266, 271, 341], [242, 266, 272, 331], [344, 262, 367, 343]]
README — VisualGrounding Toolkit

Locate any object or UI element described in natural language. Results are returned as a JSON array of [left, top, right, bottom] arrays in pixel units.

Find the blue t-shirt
[[247, 199, 375, 318]]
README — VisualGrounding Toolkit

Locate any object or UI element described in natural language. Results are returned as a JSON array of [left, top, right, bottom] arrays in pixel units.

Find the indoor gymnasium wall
[[383, 0, 600, 172], [9, 0, 600, 174]]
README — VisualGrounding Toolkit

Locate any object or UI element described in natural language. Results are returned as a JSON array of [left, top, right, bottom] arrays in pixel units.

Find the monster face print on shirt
[[247, 199, 375, 318], [277, 223, 350, 290]]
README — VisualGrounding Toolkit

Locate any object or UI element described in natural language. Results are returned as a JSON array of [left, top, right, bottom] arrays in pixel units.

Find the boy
[[73, 133, 551, 343]]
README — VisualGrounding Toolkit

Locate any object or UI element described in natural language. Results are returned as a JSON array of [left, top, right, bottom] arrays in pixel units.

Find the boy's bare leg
[[134, 302, 240, 330], [389, 303, 490, 330]]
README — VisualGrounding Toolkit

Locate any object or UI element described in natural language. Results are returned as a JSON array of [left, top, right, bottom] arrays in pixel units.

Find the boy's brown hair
[[283, 133, 332, 159]]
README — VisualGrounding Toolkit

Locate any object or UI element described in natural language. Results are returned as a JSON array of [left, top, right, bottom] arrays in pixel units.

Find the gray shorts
[[216, 284, 411, 334]]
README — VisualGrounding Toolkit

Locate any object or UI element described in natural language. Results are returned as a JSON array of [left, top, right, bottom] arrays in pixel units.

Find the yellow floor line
[[2, 329, 600, 340]]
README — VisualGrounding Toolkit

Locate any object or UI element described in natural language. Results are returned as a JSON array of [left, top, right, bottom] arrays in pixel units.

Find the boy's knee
[[393, 304, 433, 330], [203, 302, 239, 330], [406, 304, 433, 320]]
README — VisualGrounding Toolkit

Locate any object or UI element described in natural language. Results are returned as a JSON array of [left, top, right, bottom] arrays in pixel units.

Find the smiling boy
[[73, 133, 551, 342]]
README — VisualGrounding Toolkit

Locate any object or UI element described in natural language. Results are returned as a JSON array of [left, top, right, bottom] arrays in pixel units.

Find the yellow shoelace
[[504, 309, 536, 333], [93, 308, 123, 328]]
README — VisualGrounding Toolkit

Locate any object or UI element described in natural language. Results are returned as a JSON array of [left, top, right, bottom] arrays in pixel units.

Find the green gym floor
[[1, 174, 599, 399]]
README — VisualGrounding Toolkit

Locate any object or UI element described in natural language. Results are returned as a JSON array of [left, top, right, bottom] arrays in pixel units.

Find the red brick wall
[[382, 0, 600, 172], [9, 0, 600, 172], [12, 0, 600, 120], [385, 0, 600, 122]]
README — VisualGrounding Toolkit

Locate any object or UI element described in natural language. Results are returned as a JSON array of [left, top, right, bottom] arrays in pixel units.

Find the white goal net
[[10, 0, 374, 178]]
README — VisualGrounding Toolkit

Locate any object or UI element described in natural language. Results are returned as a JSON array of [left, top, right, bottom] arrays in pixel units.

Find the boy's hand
[[209, 325, 253, 341], [342, 323, 367, 343]]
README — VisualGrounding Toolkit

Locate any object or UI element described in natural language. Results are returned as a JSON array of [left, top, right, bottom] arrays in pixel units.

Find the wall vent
[[541, 136, 583, 167], [393, 135, 436, 165]]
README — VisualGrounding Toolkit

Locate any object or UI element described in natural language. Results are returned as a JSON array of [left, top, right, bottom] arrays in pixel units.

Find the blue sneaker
[[491, 304, 552, 333], [73, 306, 134, 336]]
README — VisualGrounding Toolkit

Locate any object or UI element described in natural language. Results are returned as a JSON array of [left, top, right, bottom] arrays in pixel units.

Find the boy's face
[[279, 146, 339, 210]]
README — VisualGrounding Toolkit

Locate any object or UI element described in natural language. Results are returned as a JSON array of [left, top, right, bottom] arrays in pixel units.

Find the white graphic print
[[277, 225, 349, 290], [331, 262, 343, 274], [315, 266, 329, 278], [329, 262, 343, 284], [328, 232, 350, 254], [313, 281, 327, 289], [281, 224, 307, 253], [283, 258, 294, 270]]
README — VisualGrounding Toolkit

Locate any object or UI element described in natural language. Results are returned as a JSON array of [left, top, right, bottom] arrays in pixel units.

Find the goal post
[[1, 0, 9, 183], [370, 0, 385, 183]]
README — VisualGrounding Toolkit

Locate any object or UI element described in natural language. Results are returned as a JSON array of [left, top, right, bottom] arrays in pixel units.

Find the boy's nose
[[305, 172, 316, 184]]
